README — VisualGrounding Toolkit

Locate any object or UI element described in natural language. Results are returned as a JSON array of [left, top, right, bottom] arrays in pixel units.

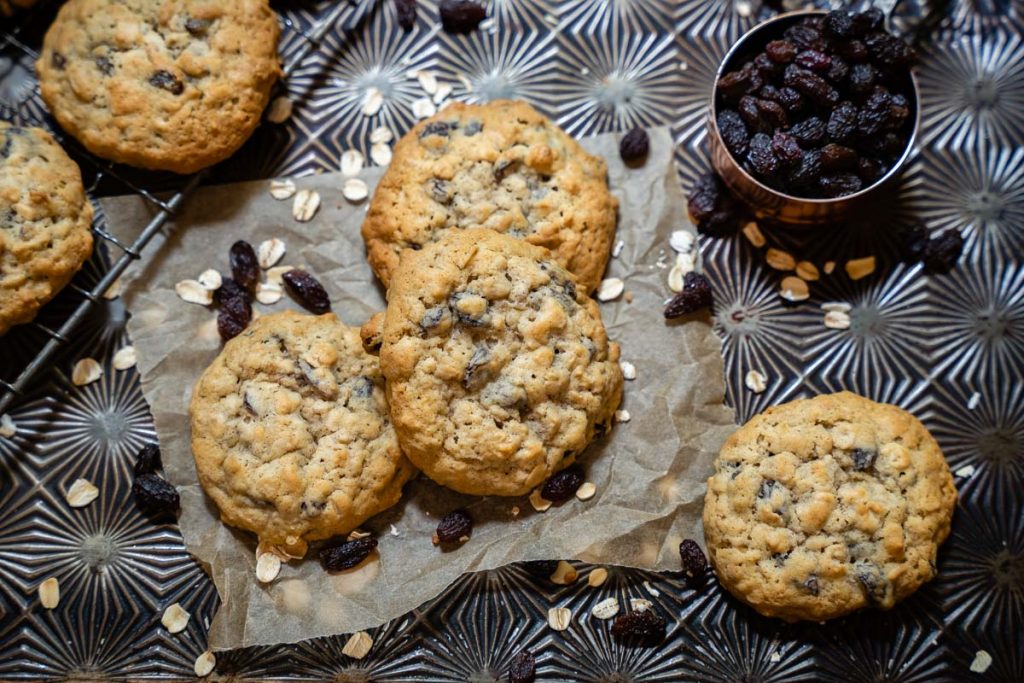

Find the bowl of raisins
[[708, 8, 919, 224]]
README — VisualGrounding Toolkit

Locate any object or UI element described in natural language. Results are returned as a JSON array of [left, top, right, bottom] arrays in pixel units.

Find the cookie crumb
[[744, 369, 767, 394], [576, 482, 597, 501], [769, 651, 781, 663], [65, 477, 99, 507], [38, 577, 59, 609], [612, 240, 625, 258], [390, 524, 400, 537], [597, 277, 625, 301], [347, 529, 372, 541], [193, 651, 216, 677], [112, 346, 137, 370], [969, 650, 992, 674], [615, 409, 631, 423], [620, 361, 636, 380], [548, 607, 572, 631], [161, 603, 190, 634], [342, 631, 373, 659], [591, 597, 620, 620], [587, 567, 608, 587]]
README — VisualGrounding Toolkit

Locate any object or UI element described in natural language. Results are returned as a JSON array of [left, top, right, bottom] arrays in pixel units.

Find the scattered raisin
[[149, 70, 184, 95], [439, 0, 486, 34], [215, 278, 251, 307], [717, 110, 749, 157], [619, 128, 649, 164], [523, 560, 559, 579], [133, 473, 180, 514], [923, 228, 964, 273], [394, 0, 417, 30], [610, 610, 667, 643], [664, 272, 713, 319], [687, 173, 745, 238], [508, 650, 536, 683], [678, 539, 708, 580], [900, 224, 930, 263], [765, 40, 796, 64], [134, 443, 162, 476], [541, 465, 583, 503], [217, 309, 248, 341], [282, 269, 331, 314], [229, 240, 259, 291], [320, 538, 378, 571], [436, 509, 473, 545]]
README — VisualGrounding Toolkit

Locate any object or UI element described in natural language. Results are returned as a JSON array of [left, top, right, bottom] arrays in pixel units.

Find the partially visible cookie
[[361, 99, 618, 293], [190, 311, 416, 558], [703, 391, 956, 622], [36, 0, 281, 174], [0, 123, 94, 335], [375, 228, 623, 497]]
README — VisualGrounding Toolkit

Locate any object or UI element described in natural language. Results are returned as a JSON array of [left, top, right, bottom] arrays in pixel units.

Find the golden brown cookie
[[703, 391, 956, 622], [0, 123, 94, 335], [373, 228, 623, 496], [190, 311, 415, 558], [36, 0, 281, 174], [361, 99, 618, 293]]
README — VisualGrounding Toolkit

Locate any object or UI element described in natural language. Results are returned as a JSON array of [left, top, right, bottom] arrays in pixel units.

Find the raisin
[[462, 345, 491, 388], [717, 110, 749, 158], [686, 173, 720, 223], [923, 229, 964, 273], [771, 132, 803, 167], [783, 65, 837, 107], [229, 240, 259, 291], [754, 53, 783, 79], [320, 538, 378, 571], [756, 99, 788, 129], [51, 52, 66, 70], [678, 539, 707, 580], [857, 156, 885, 185], [184, 17, 212, 35], [134, 443, 162, 476], [888, 93, 910, 129], [758, 84, 781, 102], [217, 308, 247, 341], [901, 224, 931, 263], [523, 560, 559, 579], [803, 575, 820, 595], [784, 24, 824, 51], [854, 560, 888, 604], [838, 39, 869, 62], [818, 173, 863, 197], [852, 8, 884, 35], [619, 128, 649, 164], [857, 89, 892, 137], [738, 96, 768, 134], [494, 159, 521, 183], [219, 286, 252, 327], [394, 0, 417, 30], [776, 87, 806, 114], [133, 473, 180, 514], [435, 509, 473, 545], [95, 56, 114, 75], [827, 101, 858, 145], [717, 68, 756, 103], [687, 174, 745, 238], [439, 0, 486, 34], [848, 63, 877, 96], [865, 32, 915, 67], [664, 272, 713, 318], [851, 448, 876, 470], [431, 178, 451, 204], [789, 116, 827, 147], [819, 143, 858, 172], [787, 149, 822, 191], [823, 10, 855, 40], [282, 269, 331, 314], [864, 132, 906, 159], [795, 49, 831, 73], [746, 132, 779, 180], [420, 121, 451, 138], [149, 70, 184, 95], [215, 277, 251, 306], [508, 649, 536, 683], [419, 306, 450, 331], [541, 465, 583, 503], [827, 55, 849, 84], [765, 40, 796, 64], [610, 610, 667, 643]]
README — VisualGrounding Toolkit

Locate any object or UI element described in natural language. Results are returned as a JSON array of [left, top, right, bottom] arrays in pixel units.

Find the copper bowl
[[707, 9, 920, 225]]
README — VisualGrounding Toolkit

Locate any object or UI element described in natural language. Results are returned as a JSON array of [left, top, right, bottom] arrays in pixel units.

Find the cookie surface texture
[[703, 391, 956, 622], [361, 99, 618, 293], [190, 311, 415, 557], [0, 123, 94, 335], [376, 228, 623, 497], [36, 0, 281, 174]]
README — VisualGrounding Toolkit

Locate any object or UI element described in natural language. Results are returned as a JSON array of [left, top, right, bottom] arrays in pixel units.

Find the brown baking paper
[[101, 127, 737, 650]]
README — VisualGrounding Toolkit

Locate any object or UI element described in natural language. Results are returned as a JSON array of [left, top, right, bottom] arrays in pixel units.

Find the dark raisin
[[95, 56, 114, 75], [738, 96, 768, 134], [217, 309, 248, 341], [857, 89, 893, 137], [771, 132, 803, 167], [464, 120, 482, 135], [523, 560, 559, 579], [784, 24, 824, 51], [462, 345, 491, 388], [827, 101, 858, 145], [215, 278, 251, 306], [185, 17, 212, 35], [435, 509, 473, 545], [746, 132, 779, 179], [820, 143, 859, 172], [851, 448, 876, 471], [802, 574, 820, 595], [282, 269, 331, 314], [320, 538, 378, 571], [431, 178, 452, 204], [678, 539, 707, 579], [795, 49, 831, 73], [818, 173, 863, 197], [857, 156, 885, 185], [420, 306, 450, 331], [758, 84, 781, 102], [776, 87, 806, 114], [508, 649, 536, 683], [786, 149, 822, 191], [664, 272, 713, 319], [494, 159, 521, 182], [888, 93, 910, 129], [765, 40, 796, 64], [717, 68, 756, 103], [451, 292, 489, 327], [823, 10, 855, 40], [611, 610, 667, 643], [541, 464, 583, 503], [783, 65, 837, 107], [394, 0, 417, 30], [134, 443, 162, 476], [149, 70, 184, 95], [619, 128, 649, 164], [686, 174, 719, 223], [923, 229, 964, 273], [848, 63, 877, 96], [757, 478, 776, 499], [687, 174, 745, 238], [865, 32, 915, 68], [350, 376, 374, 398], [827, 55, 849, 84], [717, 110, 749, 158], [133, 473, 180, 514], [421, 121, 451, 138], [838, 39, 869, 62], [51, 52, 66, 70], [753, 53, 783, 79], [863, 131, 906, 159], [439, 0, 486, 34], [789, 116, 827, 147], [854, 560, 888, 604], [852, 8, 884, 35], [229, 240, 259, 291], [755, 99, 788, 129]]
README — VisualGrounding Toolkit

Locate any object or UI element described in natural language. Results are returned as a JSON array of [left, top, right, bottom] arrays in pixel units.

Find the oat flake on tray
[[100, 127, 736, 649]]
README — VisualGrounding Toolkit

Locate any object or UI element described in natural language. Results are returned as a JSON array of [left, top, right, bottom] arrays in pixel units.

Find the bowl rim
[[708, 8, 921, 206]]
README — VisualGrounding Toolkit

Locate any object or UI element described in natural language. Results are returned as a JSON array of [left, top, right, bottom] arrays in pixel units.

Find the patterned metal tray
[[1, 0, 1021, 679]]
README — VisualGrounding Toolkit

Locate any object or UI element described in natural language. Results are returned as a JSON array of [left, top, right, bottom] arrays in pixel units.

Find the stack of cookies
[[189, 100, 625, 557]]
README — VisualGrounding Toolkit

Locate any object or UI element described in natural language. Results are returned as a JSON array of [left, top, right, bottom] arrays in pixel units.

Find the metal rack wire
[[0, 2, 352, 415]]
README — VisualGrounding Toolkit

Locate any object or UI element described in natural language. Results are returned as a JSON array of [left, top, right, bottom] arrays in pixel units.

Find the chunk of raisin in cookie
[[149, 70, 184, 95], [850, 448, 876, 471]]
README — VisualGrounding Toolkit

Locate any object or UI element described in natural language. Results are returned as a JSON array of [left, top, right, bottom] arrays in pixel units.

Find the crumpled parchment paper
[[100, 127, 737, 650]]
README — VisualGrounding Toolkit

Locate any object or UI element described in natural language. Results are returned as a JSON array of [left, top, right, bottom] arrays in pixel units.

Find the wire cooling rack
[[0, 0, 353, 414]]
